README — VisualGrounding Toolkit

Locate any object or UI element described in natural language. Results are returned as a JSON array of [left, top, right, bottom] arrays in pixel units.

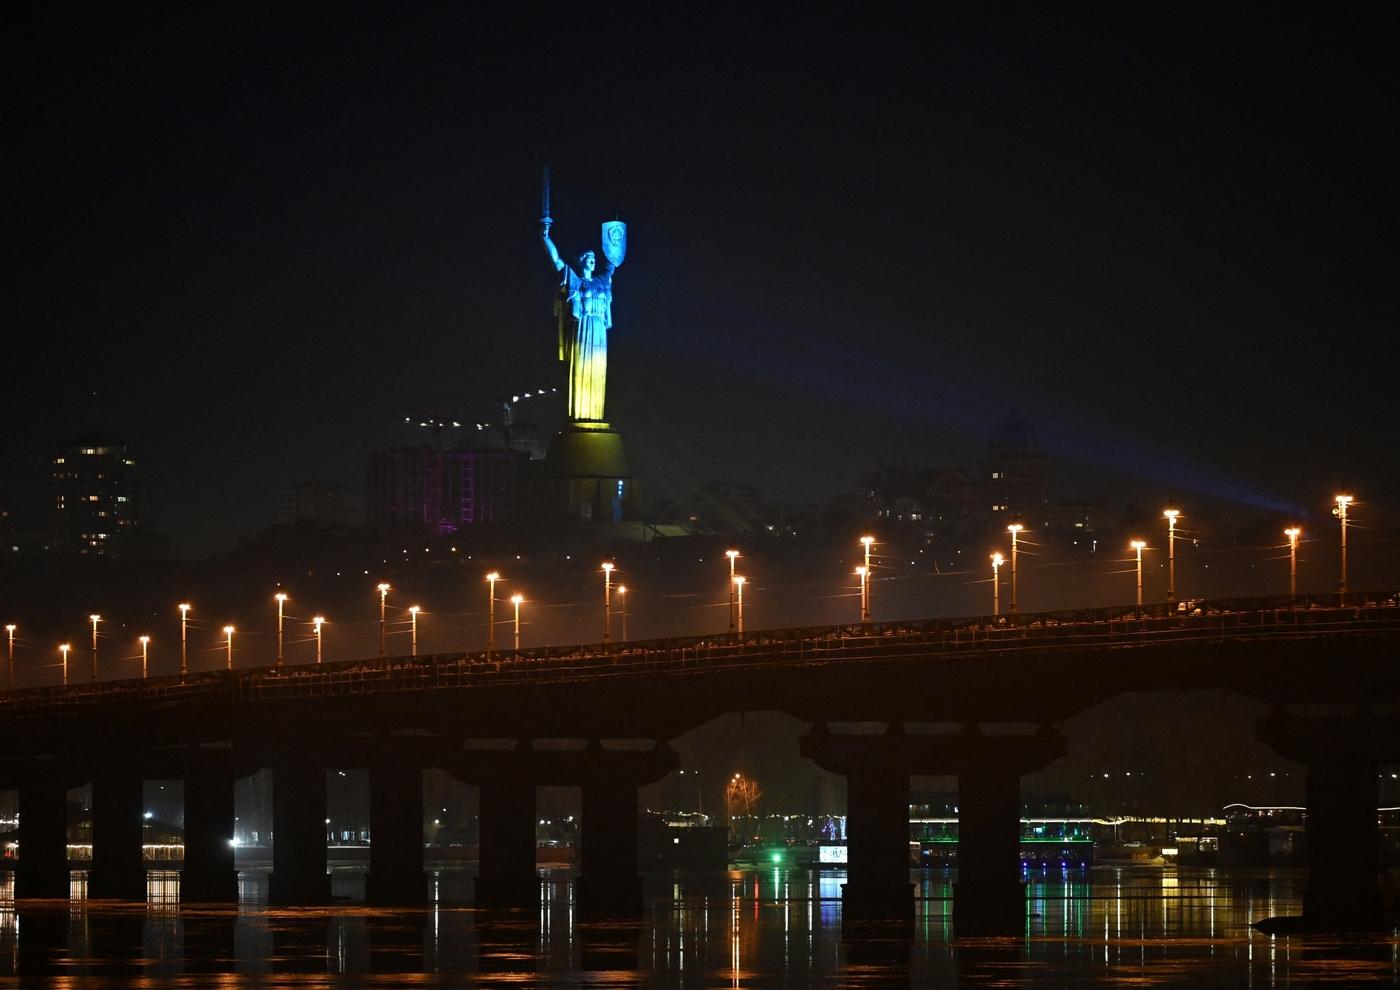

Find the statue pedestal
[[545, 421, 631, 522]]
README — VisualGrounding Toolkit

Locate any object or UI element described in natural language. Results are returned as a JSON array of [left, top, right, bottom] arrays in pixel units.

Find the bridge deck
[[3, 592, 1396, 720]]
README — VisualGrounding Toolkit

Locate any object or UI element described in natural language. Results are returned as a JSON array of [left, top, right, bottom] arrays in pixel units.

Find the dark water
[[1, 867, 1396, 986]]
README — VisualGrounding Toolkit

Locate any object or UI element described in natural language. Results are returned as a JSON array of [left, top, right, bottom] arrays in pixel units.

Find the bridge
[[2, 591, 1398, 933]]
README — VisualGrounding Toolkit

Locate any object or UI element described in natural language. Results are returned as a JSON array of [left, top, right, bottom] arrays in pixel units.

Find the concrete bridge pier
[[800, 724, 914, 928], [1258, 710, 1400, 931], [88, 763, 147, 899], [181, 768, 238, 902], [475, 773, 539, 909], [366, 752, 426, 906], [268, 761, 331, 905], [15, 770, 71, 899], [575, 741, 680, 918]]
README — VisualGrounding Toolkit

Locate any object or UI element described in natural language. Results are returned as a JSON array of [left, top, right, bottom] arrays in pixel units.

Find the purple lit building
[[366, 446, 519, 534]]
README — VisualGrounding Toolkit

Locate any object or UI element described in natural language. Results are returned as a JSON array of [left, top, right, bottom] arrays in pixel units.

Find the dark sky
[[7, 6, 1397, 555]]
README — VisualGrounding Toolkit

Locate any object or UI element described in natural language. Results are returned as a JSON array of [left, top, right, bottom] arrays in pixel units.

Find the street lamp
[[223, 625, 235, 670], [1333, 494, 1353, 600], [510, 594, 523, 650], [855, 566, 868, 624], [274, 592, 288, 664], [860, 536, 875, 623], [1284, 527, 1302, 598], [313, 616, 325, 664], [376, 583, 391, 658], [1163, 507, 1180, 604], [1130, 540, 1147, 611], [617, 585, 628, 642], [408, 605, 421, 657], [1007, 523, 1023, 613], [178, 603, 192, 675], [602, 562, 615, 643], [139, 635, 150, 679], [5, 624, 15, 690], [990, 553, 1003, 616], [725, 549, 740, 634], [88, 614, 101, 682], [59, 643, 70, 685], [733, 575, 746, 636], [485, 572, 500, 656]]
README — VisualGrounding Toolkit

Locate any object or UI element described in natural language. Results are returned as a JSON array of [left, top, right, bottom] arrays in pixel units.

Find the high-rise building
[[983, 410, 1048, 526], [367, 446, 519, 534], [51, 432, 139, 555], [279, 481, 356, 526]]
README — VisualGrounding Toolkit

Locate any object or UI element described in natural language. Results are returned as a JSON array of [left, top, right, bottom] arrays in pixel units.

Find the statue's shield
[[601, 221, 627, 267]]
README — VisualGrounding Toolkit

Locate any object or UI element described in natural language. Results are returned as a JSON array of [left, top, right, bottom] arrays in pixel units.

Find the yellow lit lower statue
[[541, 219, 625, 423]]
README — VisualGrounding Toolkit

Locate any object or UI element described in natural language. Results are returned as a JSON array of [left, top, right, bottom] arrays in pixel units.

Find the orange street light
[[1332, 495, 1353, 600], [313, 616, 325, 664], [485, 572, 500, 655], [178, 603, 192, 675], [223, 625, 235, 670], [510, 594, 524, 650], [725, 549, 740, 634], [602, 562, 615, 643], [617, 585, 628, 641], [376, 583, 391, 658], [1007, 523, 1024, 613], [274, 592, 289, 664], [139, 635, 150, 679], [733, 575, 746, 636], [860, 536, 875, 623], [89, 613, 101, 682], [408, 605, 421, 657], [855, 566, 868, 624], [1130, 540, 1147, 610], [1284, 527, 1302, 598], [990, 553, 1003, 616], [1162, 508, 1181, 603], [60, 643, 70, 685], [6, 624, 16, 690]]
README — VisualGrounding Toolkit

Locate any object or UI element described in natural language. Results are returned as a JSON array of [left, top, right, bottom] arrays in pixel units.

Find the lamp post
[[733, 575, 746, 636], [990, 553, 1003, 616], [602, 562, 615, 643], [1007, 523, 1023, 613], [408, 605, 421, 657], [733, 548, 744, 635], [1163, 508, 1180, 604], [60, 643, 70, 685], [5, 624, 15, 690], [89, 614, 101, 681], [855, 566, 868, 624], [223, 625, 234, 670], [617, 585, 628, 642], [1130, 540, 1146, 611], [1284, 527, 1302, 598], [485, 572, 499, 656], [274, 592, 288, 664], [178, 603, 191, 675], [510, 594, 523, 650], [860, 535, 875, 623], [313, 616, 325, 664], [376, 583, 391, 658], [139, 636, 150, 679], [1333, 494, 1353, 600]]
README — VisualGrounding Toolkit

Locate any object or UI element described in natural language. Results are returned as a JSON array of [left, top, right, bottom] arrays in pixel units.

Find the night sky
[[7, 6, 1397, 556]]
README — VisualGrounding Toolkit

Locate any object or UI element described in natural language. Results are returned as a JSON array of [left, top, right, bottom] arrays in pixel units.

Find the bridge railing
[[1, 591, 1397, 718]]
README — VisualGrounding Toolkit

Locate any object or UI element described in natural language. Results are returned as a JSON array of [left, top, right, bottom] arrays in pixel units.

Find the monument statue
[[541, 217, 625, 422], [538, 168, 631, 520]]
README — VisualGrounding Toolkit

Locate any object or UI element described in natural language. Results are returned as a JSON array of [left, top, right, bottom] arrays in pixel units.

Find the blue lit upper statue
[[541, 218, 622, 423]]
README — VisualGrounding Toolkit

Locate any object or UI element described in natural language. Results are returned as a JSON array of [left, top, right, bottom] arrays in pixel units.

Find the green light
[[770, 851, 783, 863]]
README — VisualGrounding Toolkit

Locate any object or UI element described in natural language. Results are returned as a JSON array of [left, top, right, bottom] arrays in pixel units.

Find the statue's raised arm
[[541, 222, 565, 272]]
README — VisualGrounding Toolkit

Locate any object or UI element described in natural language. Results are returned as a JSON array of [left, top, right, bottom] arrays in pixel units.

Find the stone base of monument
[[545, 421, 631, 522]]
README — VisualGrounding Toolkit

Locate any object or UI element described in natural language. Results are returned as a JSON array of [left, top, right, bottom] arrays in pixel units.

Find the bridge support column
[[475, 777, 538, 909], [574, 742, 676, 918], [366, 757, 426, 906], [16, 773, 70, 899], [269, 762, 330, 905], [801, 725, 913, 928], [1258, 710, 1399, 931], [88, 765, 146, 900], [182, 770, 238, 902], [952, 726, 1065, 935]]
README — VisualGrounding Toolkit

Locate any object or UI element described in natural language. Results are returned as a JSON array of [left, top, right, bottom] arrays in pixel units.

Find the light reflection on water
[[0, 867, 1395, 986]]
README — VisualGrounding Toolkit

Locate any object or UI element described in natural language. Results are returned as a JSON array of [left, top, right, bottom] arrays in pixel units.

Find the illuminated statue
[[539, 174, 626, 423]]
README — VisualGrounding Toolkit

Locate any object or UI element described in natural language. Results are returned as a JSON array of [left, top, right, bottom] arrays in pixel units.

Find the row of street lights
[[3, 495, 1364, 684], [989, 495, 1357, 615]]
